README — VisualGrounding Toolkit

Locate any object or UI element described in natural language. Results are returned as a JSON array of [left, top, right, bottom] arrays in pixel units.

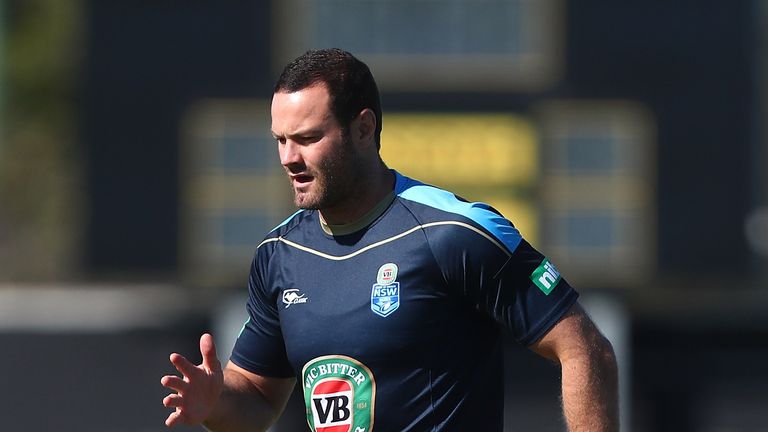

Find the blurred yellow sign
[[381, 113, 537, 186], [381, 113, 539, 243]]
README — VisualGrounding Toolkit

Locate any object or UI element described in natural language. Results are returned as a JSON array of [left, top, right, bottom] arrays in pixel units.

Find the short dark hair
[[274, 48, 383, 148]]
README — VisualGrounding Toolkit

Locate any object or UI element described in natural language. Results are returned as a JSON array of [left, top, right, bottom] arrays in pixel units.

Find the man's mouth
[[291, 174, 314, 186]]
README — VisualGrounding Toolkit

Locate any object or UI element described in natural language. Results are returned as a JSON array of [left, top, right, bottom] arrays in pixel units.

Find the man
[[161, 48, 619, 431]]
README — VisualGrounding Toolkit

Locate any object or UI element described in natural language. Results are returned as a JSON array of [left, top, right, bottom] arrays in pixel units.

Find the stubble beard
[[289, 135, 362, 211]]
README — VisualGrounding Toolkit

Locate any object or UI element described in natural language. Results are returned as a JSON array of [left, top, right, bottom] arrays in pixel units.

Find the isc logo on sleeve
[[303, 355, 376, 432]]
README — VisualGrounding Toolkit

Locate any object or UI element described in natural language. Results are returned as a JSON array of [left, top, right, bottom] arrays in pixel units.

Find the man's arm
[[203, 362, 295, 432], [529, 303, 619, 432], [161, 333, 295, 432]]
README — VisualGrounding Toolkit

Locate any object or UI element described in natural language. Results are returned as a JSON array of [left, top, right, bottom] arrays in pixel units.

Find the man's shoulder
[[393, 172, 465, 217], [393, 171, 523, 254], [394, 171, 496, 220]]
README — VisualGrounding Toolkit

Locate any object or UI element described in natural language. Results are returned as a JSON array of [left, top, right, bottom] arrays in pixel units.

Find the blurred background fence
[[0, 1, 767, 431]]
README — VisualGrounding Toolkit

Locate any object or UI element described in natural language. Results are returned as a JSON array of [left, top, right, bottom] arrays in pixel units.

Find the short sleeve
[[488, 239, 579, 345], [430, 212, 579, 346], [229, 251, 294, 377]]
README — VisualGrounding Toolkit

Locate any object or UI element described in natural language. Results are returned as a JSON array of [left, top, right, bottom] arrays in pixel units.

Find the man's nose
[[279, 140, 303, 167]]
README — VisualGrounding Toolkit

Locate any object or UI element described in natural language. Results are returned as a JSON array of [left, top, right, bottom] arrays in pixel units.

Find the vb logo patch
[[370, 263, 400, 317], [302, 355, 376, 432]]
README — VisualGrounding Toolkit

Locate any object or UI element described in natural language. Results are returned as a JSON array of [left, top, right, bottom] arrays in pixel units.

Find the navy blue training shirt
[[231, 171, 579, 432]]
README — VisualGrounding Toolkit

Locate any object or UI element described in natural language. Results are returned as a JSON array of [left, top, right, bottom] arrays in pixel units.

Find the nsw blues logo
[[371, 263, 400, 317]]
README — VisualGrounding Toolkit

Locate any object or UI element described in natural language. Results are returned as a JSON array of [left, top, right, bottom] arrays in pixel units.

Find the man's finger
[[199, 333, 221, 373], [160, 375, 189, 393], [170, 353, 200, 378], [163, 393, 184, 408], [165, 409, 183, 427]]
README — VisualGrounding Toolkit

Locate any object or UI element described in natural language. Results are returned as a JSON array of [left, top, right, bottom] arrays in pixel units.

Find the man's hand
[[161, 333, 225, 427]]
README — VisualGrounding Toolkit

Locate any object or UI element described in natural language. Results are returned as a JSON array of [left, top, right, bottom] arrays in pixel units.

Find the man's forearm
[[560, 334, 619, 432], [202, 369, 286, 432]]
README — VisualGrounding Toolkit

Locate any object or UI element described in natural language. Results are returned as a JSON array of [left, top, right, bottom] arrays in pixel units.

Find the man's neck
[[319, 166, 395, 225]]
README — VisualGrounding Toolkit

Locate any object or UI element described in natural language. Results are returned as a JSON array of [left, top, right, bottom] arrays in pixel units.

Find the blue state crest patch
[[371, 263, 400, 317], [371, 282, 400, 317]]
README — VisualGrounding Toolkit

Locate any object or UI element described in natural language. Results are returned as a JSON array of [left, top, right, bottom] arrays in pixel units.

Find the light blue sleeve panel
[[394, 171, 523, 255]]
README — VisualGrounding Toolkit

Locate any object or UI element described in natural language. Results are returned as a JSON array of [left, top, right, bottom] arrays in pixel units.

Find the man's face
[[271, 84, 362, 211]]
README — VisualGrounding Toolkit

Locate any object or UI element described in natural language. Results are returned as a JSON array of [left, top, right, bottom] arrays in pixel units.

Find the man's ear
[[351, 108, 377, 147]]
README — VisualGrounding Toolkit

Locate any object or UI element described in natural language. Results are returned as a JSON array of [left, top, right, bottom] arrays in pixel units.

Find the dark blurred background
[[0, 1, 766, 431]]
